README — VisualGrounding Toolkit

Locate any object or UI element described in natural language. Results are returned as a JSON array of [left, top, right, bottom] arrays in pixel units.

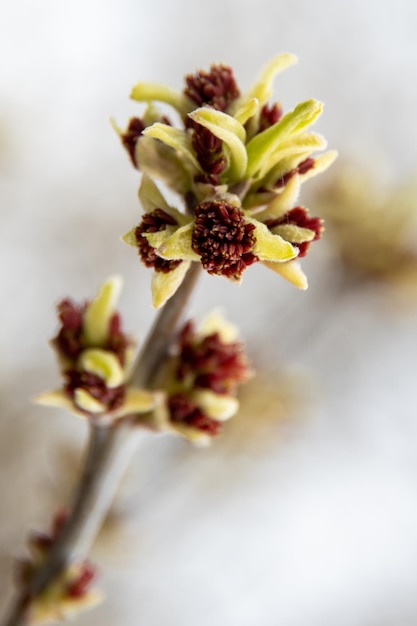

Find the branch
[[2, 262, 201, 626]]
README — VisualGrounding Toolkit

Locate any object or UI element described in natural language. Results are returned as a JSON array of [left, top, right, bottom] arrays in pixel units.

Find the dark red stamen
[[275, 157, 316, 189], [168, 393, 222, 436], [177, 321, 250, 395], [106, 313, 129, 366], [258, 102, 283, 133], [54, 299, 85, 362], [30, 531, 53, 551], [52, 509, 68, 539], [192, 201, 258, 279], [298, 157, 315, 175], [121, 117, 145, 168], [19, 515, 97, 597], [184, 64, 240, 112], [64, 370, 126, 413], [54, 300, 130, 367], [266, 206, 323, 258], [67, 562, 96, 599], [191, 122, 227, 185], [29, 509, 68, 553], [135, 209, 182, 274]]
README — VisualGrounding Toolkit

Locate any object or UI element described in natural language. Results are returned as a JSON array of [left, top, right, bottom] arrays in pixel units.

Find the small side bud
[[36, 277, 156, 422], [15, 512, 102, 625], [154, 312, 252, 444]]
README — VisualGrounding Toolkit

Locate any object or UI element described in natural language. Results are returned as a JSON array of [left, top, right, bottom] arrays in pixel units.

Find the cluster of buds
[[314, 164, 417, 286], [35, 276, 155, 422], [116, 54, 336, 307], [15, 512, 101, 624], [35, 278, 251, 443], [156, 312, 252, 445]]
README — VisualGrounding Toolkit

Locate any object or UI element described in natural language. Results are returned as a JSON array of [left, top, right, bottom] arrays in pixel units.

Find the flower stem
[[133, 263, 201, 387], [2, 263, 201, 626]]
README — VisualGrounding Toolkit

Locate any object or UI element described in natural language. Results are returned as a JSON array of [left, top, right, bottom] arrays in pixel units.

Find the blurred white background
[[1, 1, 417, 624]]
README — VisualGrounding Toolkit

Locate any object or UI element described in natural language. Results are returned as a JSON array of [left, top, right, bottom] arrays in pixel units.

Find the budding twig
[[2, 263, 201, 626]]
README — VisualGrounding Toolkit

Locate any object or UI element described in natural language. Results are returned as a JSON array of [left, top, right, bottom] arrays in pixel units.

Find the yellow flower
[[35, 277, 155, 422], [118, 55, 336, 306], [154, 311, 252, 446], [124, 55, 336, 193]]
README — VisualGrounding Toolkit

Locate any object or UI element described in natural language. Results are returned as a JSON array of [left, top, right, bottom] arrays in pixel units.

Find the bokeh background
[[1, 1, 417, 624]]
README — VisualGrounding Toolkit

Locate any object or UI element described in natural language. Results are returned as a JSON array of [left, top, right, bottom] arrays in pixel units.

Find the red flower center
[[64, 370, 126, 414], [121, 117, 145, 168], [258, 102, 283, 133], [190, 122, 227, 185], [266, 206, 323, 258], [177, 321, 250, 394], [168, 393, 222, 436], [184, 64, 240, 112], [135, 209, 182, 273], [192, 200, 258, 279], [67, 562, 96, 599]]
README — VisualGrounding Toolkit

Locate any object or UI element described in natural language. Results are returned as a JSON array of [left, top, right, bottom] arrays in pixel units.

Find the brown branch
[[2, 262, 201, 626]]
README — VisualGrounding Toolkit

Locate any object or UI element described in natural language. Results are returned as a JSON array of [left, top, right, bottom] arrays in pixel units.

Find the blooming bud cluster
[[36, 277, 155, 422], [314, 165, 417, 284], [16, 512, 101, 625], [117, 55, 336, 307], [157, 312, 251, 445]]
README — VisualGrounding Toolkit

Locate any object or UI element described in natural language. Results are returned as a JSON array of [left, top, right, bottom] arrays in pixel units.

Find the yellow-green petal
[[243, 190, 277, 211], [266, 132, 327, 177], [189, 107, 246, 143], [158, 223, 200, 261], [78, 349, 125, 388], [142, 102, 166, 126], [83, 276, 122, 347], [143, 124, 200, 172], [74, 389, 106, 414], [122, 228, 138, 247], [170, 423, 213, 447], [187, 108, 248, 182], [151, 261, 191, 308], [253, 133, 326, 189], [246, 100, 323, 180], [138, 174, 171, 213], [130, 82, 191, 116], [253, 174, 301, 221], [112, 388, 155, 418], [260, 151, 313, 189], [153, 395, 213, 446], [249, 219, 298, 262], [192, 389, 239, 421], [142, 225, 178, 250], [109, 116, 123, 138], [233, 98, 259, 126], [34, 389, 75, 411], [135, 135, 192, 194], [137, 174, 189, 225], [270, 224, 316, 244], [262, 259, 308, 289], [299, 150, 338, 182], [243, 53, 298, 107], [198, 310, 239, 343], [34, 389, 92, 420]]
